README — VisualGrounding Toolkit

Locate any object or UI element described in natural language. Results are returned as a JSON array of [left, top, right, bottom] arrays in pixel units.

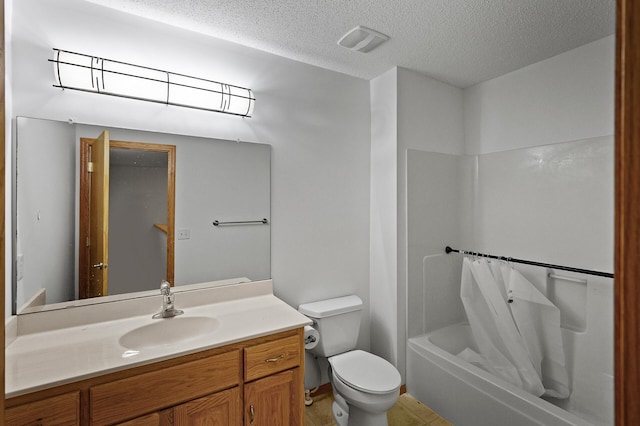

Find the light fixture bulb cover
[[50, 48, 255, 117], [337, 26, 389, 53]]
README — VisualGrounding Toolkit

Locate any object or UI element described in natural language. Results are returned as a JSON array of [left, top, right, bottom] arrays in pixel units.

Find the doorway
[[79, 134, 176, 298]]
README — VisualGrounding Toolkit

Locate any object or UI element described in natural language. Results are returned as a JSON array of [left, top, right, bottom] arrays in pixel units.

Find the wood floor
[[305, 392, 453, 426]]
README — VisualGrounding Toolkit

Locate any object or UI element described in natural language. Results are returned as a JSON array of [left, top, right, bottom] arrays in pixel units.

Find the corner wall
[[369, 68, 398, 365], [464, 35, 614, 155], [369, 66, 464, 380], [462, 35, 615, 270], [396, 67, 464, 380]]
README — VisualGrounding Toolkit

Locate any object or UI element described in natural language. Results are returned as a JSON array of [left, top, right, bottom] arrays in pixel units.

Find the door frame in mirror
[[79, 138, 176, 299]]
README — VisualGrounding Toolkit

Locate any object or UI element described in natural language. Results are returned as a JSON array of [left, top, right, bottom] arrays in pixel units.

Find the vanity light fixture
[[49, 48, 255, 117]]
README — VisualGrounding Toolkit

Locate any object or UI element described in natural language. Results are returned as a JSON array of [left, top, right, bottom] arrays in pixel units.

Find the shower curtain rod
[[444, 246, 614, 278]]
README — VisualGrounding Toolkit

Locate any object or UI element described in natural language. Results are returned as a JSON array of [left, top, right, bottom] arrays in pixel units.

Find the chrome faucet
[[152, 280, 184, 319]]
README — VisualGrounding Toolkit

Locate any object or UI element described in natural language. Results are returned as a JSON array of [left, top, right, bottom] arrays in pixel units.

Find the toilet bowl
[[298, 295, 401, 426], [331, 392, 349, 426], [328, 350, 401, 426]]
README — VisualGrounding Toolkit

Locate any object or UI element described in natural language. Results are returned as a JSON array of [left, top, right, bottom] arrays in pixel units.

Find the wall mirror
[[13, 116, 271, 315]]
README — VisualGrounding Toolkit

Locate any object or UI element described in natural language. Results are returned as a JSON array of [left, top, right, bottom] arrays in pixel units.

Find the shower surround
[[405, 137, 614, 425]]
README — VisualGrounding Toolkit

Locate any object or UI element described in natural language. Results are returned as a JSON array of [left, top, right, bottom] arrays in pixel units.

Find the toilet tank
[[298, 295, 362, 357]]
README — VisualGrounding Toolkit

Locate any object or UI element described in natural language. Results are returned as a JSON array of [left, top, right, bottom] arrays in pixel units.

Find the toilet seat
[[329, 350, 401, 395]]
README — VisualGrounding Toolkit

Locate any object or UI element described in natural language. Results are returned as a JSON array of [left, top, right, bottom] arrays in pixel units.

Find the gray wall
[[109, 163, 167, 295], [15, 118, 76, 309]]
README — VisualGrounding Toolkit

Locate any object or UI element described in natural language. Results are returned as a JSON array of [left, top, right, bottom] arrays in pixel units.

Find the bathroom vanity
[[5, 280, 310, 425]]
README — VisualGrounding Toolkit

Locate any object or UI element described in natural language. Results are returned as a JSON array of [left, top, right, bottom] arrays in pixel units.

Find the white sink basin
[[119, 316, 219, 350]]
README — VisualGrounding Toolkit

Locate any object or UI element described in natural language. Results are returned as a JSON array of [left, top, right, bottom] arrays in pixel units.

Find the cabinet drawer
[[244, 335, 301, 382], [91, 350, 240, 425], [6, 391, 80, 426], [117, 412, 161, 426]]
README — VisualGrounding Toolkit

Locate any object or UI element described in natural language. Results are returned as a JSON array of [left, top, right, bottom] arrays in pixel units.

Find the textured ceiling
[[84, 0, 615, 88]]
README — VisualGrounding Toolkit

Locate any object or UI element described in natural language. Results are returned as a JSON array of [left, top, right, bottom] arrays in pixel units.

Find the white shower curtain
[[459, 257, 570, 398]]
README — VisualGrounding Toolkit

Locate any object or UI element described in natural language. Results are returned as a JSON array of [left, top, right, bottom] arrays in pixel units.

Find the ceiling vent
[[337, 26, 389, 53]]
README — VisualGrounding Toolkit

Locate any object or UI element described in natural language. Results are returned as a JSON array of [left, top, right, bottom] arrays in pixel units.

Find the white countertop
[[6, 280, 311, 398]]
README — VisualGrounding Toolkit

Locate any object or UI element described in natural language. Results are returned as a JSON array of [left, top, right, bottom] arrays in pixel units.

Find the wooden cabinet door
[[174, 387, 241, 426], [244, 368, 302, 426], [5, 392, 79, 426]]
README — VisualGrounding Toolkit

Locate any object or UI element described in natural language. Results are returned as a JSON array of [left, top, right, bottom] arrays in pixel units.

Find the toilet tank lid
[[298, 295, 362, 318]]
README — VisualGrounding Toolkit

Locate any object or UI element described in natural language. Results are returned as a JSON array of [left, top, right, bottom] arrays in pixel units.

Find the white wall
[[397, 68, 465, 156], [463, 35, 615, 271], [474, 137, 614, 272], [369, 66, 464, 380], [369, 68, 398, 365], [9, 0, 372, 347], [396, 67, 464, 379], [406, 150, 464, 338], [464, 35, 615, 155]]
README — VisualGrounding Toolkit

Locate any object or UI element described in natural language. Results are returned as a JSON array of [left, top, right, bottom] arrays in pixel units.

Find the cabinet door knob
[[265, 354, 285, 363], [249, 404, 255, 424]]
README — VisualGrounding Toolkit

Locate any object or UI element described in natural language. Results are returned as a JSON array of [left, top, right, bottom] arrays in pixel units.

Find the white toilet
[[299, 295, 401, 426]]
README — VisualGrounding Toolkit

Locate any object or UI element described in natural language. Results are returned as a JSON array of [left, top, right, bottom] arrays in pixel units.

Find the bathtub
[[407, 322, 608, 426]]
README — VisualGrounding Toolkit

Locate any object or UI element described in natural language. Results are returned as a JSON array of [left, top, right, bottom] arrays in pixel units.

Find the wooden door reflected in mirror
[[79, 136, 176, 299]]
